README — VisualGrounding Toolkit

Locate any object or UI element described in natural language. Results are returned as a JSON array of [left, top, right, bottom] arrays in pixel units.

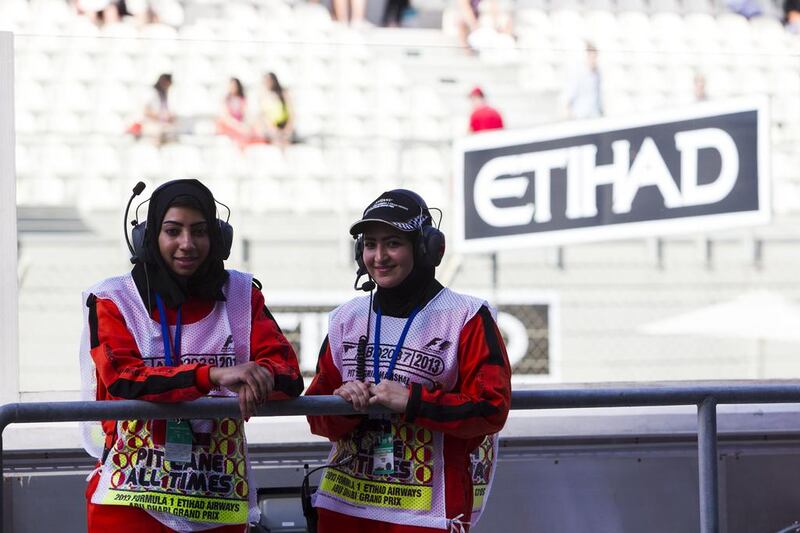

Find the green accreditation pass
[[372, 432, 395, 476], [165, 419, 193, 463]]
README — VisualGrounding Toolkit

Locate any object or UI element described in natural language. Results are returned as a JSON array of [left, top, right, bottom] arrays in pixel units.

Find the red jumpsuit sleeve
[[250, 287, 304, 399], [305, 336, 363, 441], [87, 294, 212, 402], [403, 306, 511, 440]]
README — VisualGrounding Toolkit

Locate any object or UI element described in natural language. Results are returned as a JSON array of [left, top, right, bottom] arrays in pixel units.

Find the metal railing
[[5, 382, 800, 533]]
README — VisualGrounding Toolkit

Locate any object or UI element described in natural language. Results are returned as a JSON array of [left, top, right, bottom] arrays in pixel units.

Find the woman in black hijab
[[305, 189, 512, 533], [81, 179, 303, 532]]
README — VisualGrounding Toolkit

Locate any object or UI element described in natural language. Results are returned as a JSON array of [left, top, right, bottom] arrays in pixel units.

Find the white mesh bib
[[313, 288, 500, 530], [79, 270, 260, 530]]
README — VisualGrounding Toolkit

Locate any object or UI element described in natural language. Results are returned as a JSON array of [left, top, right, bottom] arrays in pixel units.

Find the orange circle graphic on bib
[[403, 444, 414, 461], [414, 445, 432, 464], [110, 469, 126, 488], [112, 452, 129, 468], [214, 438, 236, 456], [219, 418, 238, 437], [234, 479, 249, 498], [126, 435, 144, 449], [397, 425, 410, 442], [415, 428, 432, 444], [414, 465, 432, 483]]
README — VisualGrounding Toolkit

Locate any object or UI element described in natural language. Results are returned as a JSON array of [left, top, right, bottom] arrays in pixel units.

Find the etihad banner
[[268, 290, 558, 382], [454, 98, 770, 251]]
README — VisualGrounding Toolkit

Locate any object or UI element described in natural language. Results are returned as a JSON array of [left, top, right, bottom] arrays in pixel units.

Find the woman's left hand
[[368, 381, 410, 413]]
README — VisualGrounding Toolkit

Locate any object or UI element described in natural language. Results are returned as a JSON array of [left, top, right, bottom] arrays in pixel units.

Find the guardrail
[[5, 383, 800, 533]]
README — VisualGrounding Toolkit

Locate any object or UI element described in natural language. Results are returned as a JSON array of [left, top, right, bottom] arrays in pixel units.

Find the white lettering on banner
[[614, 137, 682, 214], [472, 129, 740, 225], [675, 128, 739, 207], [495, 312, 527, 368]]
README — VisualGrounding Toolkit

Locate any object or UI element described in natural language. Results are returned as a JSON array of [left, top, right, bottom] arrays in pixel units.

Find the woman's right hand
[[333, 381, 372, 412]]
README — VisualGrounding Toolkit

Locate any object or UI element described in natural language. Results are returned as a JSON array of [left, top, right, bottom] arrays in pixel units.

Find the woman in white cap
[[306, 189, 512, 532]]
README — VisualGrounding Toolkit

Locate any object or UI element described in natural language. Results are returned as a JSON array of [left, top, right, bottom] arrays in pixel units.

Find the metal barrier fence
[[4, 383, 800, 533]]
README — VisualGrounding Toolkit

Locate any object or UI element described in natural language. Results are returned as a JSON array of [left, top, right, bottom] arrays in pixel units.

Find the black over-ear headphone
[[124, 181, 234, 264], [353, 189, 445, 277]]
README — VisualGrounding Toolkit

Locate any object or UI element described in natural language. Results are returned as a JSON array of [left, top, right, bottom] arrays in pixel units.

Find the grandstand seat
[[98, 52, 139, 84], [410, 116, 449, 142], [160, 144, 206, 180], [76, 177, 124, 213], [0, 0, 30, 32], [285, 145, 328, 178], [124, 143, 164, 181], [15, 110, 38, 136], [681, 0, 715, 13], [40, 142, 79, 179], [81, 142, 123, 179], [400, 146, 447, 180], [650, 0, 681, 12], [292, 2, 334, 30], [15, 144, 34, 179], [207, 140, 249, 180], [15, 81, 48, 114], [17, 51, 54, 82], [17, 176, 68, 206], [243, 144, 290, 179], [44, 110, 85, 135], [238, 177, 286, 213], [373, 116, 407, 141], [58, 82, 93, 114]]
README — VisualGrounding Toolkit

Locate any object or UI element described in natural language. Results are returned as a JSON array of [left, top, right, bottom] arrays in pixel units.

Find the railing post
[[698, 396, 719, 533]]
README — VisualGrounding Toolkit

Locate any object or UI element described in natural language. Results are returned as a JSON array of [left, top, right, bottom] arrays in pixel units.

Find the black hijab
[[374, 233, 443, 318], [132, 179, 229, 310]]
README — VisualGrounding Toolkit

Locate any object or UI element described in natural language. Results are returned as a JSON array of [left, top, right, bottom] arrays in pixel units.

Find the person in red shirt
[[305, 189, 511, 532], [80, 179, 303, 532], [468, 86, 504, 133]]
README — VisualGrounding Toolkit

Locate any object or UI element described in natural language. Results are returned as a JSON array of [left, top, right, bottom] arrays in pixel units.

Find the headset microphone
[[123, 181, 146, 260]]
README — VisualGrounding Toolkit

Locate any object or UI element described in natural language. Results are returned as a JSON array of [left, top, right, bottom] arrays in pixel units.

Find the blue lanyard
[[373, 305, 419, 384], [155, 294, 182, 367]]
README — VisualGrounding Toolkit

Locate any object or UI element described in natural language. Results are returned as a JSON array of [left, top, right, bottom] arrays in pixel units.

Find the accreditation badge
[[165, 419, 193, 463], [372, 428, 395, 476]]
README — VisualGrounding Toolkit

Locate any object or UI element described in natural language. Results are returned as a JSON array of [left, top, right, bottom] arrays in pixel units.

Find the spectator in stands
[[256, 72, 295, 148], [382, 0, 410, 27], [694, 72, 708, 102], [306, 188, 511, 533], [726, 0, 763, 18], [563, 42, 603, 120], [70, 0, 130, 27], [80, 179, 303, 532], [784, 0, 800, 33], [332, 0, 369, 27], [216, 77, 256, 149], [140, 72, 177, 145], [468, 86, 504, 133], [455, 0, 514, 53]]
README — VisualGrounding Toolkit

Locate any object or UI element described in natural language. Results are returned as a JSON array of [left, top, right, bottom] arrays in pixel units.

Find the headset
[[123, 180, 234, 264], [353, 189, 445, 282]]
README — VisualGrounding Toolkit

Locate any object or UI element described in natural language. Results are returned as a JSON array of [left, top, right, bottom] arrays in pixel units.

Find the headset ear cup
[[418, 226, 445, 268], [219, 220, 233, 260], [354, 236, 367, 275], [131, 222, 148, 263]]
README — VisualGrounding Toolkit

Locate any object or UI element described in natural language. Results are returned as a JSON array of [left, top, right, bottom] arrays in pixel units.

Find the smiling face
[[158, 206, 210, 276], [362, 223, 415, 289]]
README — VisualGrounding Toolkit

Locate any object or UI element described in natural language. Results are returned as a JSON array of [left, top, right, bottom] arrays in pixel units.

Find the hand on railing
[[209, 362, 274, 420]]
